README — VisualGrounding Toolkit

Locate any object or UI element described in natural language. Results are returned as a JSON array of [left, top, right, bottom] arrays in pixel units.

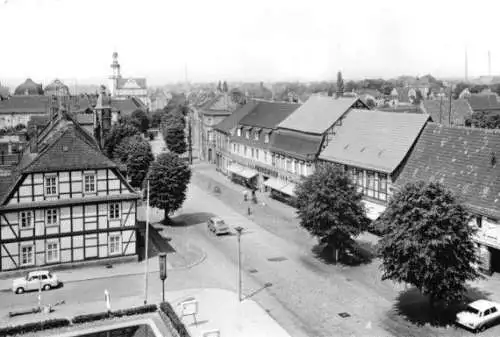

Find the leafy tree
[[295, 164, 368, 262], [161, 112, 187, 155], [378, 181, 481, 306], [104, 122, 140, 158], [217, 81, 222, 92], [465, 111, 500, 129], [327, 85, 334, 97], [129, 109, 150, 133], [453, 82, 470, 99], [344, 80, 358, 93], [114, 135, 154, 188], [223, 81, 228, 93], [365, 97, 376, 109], [414, 89, 424, 105], [469, 84, 488, 94], [147, 152, 192, 223], [336, 71, 344, 97]]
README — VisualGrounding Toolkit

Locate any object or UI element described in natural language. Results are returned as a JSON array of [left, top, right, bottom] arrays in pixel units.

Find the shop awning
[[280, 182, 297, 197], [263, 177, 286, 191], [227, 164, 257, 179]]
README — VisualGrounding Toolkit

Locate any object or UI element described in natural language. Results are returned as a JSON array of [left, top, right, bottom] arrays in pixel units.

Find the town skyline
[[1, 0, 500, 86]]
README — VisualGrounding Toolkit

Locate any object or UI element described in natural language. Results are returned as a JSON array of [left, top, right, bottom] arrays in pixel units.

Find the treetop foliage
[[378, 181, 481, 304], [104, 122, 140, 158]]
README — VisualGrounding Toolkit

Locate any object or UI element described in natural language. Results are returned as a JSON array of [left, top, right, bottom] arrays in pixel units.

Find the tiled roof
[[213, 101, 258, 134], [0, 175, 16, 202], [277, 96, 359, 135], [27, 115, 50, 128], [270, 129, 323, 161], [396, 123, 500, 218], [378, 105, 423, 113], [21, 122, 116, 173], [0, 96, 50, 114], [111, 97, 146, 117], [239, 101, 300, 129], [75, 113, 94, 125], [468, 94, 500, 111], [319, 109, 430, 173], [420, 99, 473, 126], [116, 78, 147, 90]]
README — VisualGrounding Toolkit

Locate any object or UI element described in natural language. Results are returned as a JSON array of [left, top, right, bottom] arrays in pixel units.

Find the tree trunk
[[335, 248, 339, 264], [164, 209, 168, 225]]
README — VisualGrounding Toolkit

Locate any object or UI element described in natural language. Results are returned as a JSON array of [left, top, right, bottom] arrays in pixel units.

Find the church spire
[[109, 52, 121, 97]]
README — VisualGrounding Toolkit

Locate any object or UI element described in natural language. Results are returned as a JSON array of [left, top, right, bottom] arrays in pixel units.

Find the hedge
[[159, 302, 190, 337], [72, 311, 111, 324], [0, 318, 70, 336], [112, 304, 158, 318]]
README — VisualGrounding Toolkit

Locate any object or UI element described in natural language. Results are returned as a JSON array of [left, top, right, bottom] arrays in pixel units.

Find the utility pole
[[439, 95, 443, 124], [449, 86, 453, 126], [235, 226, 244, 302], [143, 180, 150, 305], [188, 110, 193, 164]]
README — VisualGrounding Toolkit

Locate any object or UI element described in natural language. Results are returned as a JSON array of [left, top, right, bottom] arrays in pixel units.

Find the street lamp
[[234, 226, 244, 302], [159, 253, 168, 303]]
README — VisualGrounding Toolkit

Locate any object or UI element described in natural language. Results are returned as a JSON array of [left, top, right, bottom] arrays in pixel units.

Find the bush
[[0, 318, 70, 336], [160, 302, 190, 337], [148, 130, 156, 141], [72, 311, 110, 324], [113, 304, 157, 317]]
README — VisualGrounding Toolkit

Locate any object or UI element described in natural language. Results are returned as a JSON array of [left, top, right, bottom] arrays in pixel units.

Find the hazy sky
[[1, 0, 500, 86]]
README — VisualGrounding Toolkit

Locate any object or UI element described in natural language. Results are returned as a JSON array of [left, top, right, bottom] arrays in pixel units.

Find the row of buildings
[[200, 95, 500, 275], [0, 91, 140, 272]]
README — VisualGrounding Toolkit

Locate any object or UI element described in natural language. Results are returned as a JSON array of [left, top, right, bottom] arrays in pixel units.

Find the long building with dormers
[[0, 111, 140, 272]]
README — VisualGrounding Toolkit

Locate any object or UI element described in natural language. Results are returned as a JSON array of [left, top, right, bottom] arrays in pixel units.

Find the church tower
[[109, 52, 121, 96]]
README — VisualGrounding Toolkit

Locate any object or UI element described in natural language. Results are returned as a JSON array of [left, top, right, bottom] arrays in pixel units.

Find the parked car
[[456, 299, 500, 332], [207, 217, 230, 235], [12, 270, 61, 294]]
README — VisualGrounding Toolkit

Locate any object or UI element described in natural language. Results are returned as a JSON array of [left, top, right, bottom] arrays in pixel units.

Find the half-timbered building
[[0, 112, 140, 271]]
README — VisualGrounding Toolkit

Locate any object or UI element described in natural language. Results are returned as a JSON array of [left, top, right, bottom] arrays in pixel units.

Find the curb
[[0, 249, 208, 292]]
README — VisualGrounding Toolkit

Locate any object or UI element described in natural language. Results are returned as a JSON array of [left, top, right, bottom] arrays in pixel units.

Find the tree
[[414, 89, 424, 105], [465, 111, 500, 129], [327, 85, 334, 97], [147, 152, 192, 223], [222, 81, 228, 93], [365, 97, 376, 109], [129, 109, 149, 133], [344, 80, 358, 93], [217, 81, 222, 92], [104, 123, 140, 158], [161, 112, 187, 155], [113, 135, 154, 188], [453, 82, 470, 99], [336, 71, 344, 97], [295, 164, 368, 262], [378, 181, 481, 306]]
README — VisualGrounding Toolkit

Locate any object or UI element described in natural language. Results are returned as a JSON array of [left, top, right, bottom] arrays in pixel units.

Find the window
[[44, 175, 57, 196], [46, 209, 58, 226], [251, 148, 254, 158], [477, 216, 483, 228], [245, 131, 250, 139], [237, 128, 241, 137], [232, 143, 236, 153], [244, 146, 248, 157], [21, 245, 34, 266], [356, 170, 364, 193], [379, 174, 388, 201], [366, 171, 375, 198], [264, 134, 270, 143], [46, 241, 59, 263], [109, 234, 121, 255], [254, 131, 259, 141], [492, 307, 498, 314], [264, 151, 268, 163], [255, 149, 259, 160], [84, 174, 96, 193], [286, 159, 292, 172], [294, 161, 299, 174], [271, 154, 275, 166], [109, 203, 120, 220], [20, 211, 33, 229]]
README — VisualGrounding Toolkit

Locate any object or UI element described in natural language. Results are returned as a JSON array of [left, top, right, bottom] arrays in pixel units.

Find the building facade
[[108, 52, 150, 108], [318, 109, 430, 220], [0, 113, 139, 272], [0, 96, 54, 129], [396, 123, 500, 275]]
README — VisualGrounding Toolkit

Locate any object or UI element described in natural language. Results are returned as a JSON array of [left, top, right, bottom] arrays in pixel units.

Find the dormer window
[[245, 131, 250, 139], [237, 128, 241, 137], [254, 131, 259, 141], [264, 134, 270, 143]]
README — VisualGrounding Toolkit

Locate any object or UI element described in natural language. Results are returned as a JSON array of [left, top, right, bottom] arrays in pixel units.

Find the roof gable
[[213, 101, 258, 134], [277, 96, 362, 135], [116, 78, 147, 90], [319, 109, 430, 173], [22, 125, 117, 173], [238, 101, 300, 129], [396, 123, 500, 218]]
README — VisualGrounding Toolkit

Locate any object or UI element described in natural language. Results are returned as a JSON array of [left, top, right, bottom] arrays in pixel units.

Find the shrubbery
[[159, 302, 190, 337], [0, 318, 70, 336], [72, 311, 111, 324]]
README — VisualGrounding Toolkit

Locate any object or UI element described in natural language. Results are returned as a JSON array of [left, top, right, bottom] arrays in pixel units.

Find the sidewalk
[[0, 288, 291, 337], [165, 288, 291, 337]]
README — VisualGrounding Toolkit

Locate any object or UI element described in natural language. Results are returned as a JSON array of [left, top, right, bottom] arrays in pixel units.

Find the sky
[[1, 0, 500, 87]]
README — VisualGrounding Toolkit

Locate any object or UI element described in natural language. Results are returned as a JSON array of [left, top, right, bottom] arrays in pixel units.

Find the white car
[[456, 299, 500, 332], [12, 270, 61, 294], [207, 217, 230, 235]]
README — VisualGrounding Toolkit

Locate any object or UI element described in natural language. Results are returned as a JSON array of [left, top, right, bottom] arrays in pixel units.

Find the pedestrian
[[243, 190, 248, 202], [251, 190, 257, 204]]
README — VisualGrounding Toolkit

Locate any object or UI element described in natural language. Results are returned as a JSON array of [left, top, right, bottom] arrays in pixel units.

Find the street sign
[[159, 253, 167, 281]]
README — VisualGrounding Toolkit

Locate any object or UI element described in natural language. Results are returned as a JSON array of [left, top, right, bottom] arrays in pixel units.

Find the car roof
[[469, 300, 497, 311], [28, 270, 50, 275], [210, 217, 224, 222]]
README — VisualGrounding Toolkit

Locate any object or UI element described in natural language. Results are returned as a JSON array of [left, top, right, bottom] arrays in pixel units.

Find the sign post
[[159, 253, 167, 302], [235, 226, 244, 302]]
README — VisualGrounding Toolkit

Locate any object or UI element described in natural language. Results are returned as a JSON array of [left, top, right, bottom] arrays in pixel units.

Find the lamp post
[[234, 226, 244, 302], [159, 253, 167, 303], [143, 180, 150, 305]]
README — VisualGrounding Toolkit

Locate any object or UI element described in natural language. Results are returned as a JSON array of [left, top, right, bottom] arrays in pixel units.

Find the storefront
[[264, 178, 297, 207], [227, 163, 258, 190]]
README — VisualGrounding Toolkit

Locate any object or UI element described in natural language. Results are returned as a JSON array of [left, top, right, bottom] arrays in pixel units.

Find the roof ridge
[[429, 122, 500, 134]]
